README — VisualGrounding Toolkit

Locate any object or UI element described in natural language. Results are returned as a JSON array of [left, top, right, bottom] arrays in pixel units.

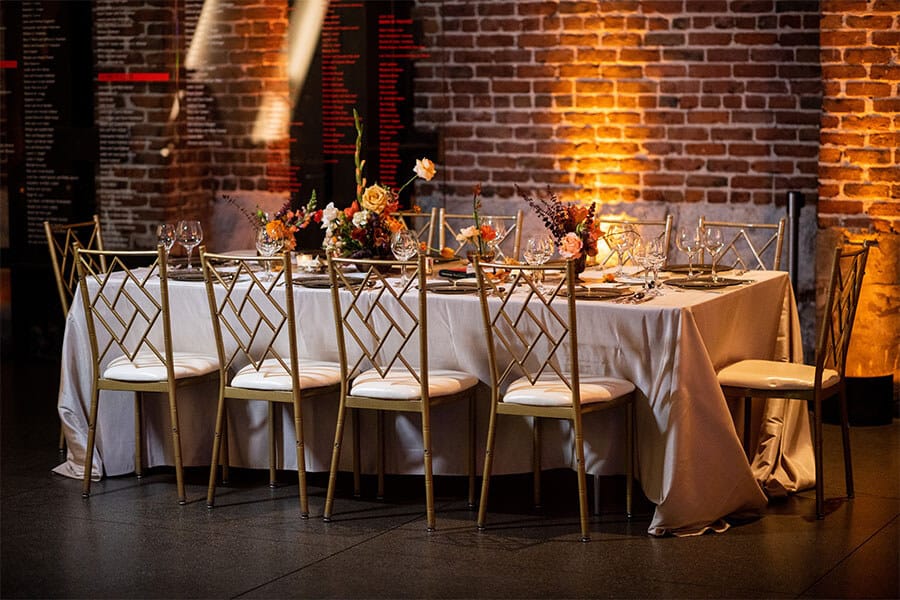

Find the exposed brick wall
[[93, 0, 289, 248], [412, 0, 822, 213], [819, 1, 899, 405]]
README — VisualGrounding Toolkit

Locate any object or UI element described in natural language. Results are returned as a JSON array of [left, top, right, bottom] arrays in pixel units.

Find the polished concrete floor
[[2, 356, 898, 599]]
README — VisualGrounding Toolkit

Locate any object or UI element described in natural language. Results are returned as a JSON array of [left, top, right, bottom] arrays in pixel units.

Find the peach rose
[[413, 158, 436, 181], [558, 232, 583, 259]]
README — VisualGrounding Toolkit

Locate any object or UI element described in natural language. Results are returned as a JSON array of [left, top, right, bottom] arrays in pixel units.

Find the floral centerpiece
[[319, 109, 437, 259], [453, 184, 497, 260], [519, 185, 601, 273], [224, 193, 318, 252]]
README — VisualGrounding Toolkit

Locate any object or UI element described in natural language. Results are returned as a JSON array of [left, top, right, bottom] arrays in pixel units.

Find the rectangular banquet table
[[54, 266, 812, 536]]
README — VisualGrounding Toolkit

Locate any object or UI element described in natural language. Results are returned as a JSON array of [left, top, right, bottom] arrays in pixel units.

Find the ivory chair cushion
[[717, 359, 840, 390], [231, 358, 342, 391], [351, 368, 478, 400], [103, 351, 219, 382], [504, 374, 635, 407]]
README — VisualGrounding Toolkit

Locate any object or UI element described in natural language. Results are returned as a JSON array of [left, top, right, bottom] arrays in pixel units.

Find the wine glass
[[255, 227, 283, 281], [606, 224, 634, 277], [701, 226, 724, 282], [633, 236, 667, 295], [176, 220, 203, 271], [676, 225, 701, 279], [523, 235, 554, 292], [482, 216, 509, 259], [156, 223, 175, 265], [390, 229, 419, 285]]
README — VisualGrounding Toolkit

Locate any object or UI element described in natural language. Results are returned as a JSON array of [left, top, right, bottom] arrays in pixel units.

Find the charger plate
[[665, 276, 744, 290]]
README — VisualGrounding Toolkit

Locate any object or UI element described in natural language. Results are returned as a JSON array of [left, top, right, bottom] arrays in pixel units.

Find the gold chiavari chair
[[74, 244, 219, 504], [438, 208, 524, 261], [323, 255, 479, 530], [473, 258, 636, 542], [697, 216, 786, 271], [200, 248, 341, 515], [391, 207, 439, 254], [44, 215, 106, 452], [717, 243, 870, 519]]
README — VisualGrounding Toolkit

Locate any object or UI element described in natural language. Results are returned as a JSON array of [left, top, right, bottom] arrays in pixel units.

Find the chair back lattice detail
[[438, 208, 524, 260], [595, 215, 673, 268], [45, 215, 105, 316], [328, 256, 426, 386], [74, 245, 171, 372], [201, 250, 298, 379], [697, 216, 786, 271], [817, 243, 870, 380], [391, 208, 438, 255], [475, 260, 579, 398]]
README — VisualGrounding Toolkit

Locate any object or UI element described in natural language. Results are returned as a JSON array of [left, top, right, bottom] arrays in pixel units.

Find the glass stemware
[[606, 224, 635, 277], [156, 223, 175, 265], [701, 226, 724, 282], [523, 235, 554, 292], [176, 220, 203, 271], [482, 216, 509, 259], [390, 229, 419, 285], [676, 226, 701, 279], [255, 228, 284, 281], [633, 236, 667, 295]]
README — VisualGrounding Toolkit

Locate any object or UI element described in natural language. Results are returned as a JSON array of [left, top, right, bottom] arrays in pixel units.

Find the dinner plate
[[167, 270, 206, 282], [557, 287, 633, 300], [665, 276, 745, 290], [423, 282, 478, 295]]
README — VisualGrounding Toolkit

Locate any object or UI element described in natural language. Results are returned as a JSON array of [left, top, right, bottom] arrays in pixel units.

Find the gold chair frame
[[323, 255, 477, 531], [391, 207, 439, 254], [44, 215, 105, 452], [201, 248, 339, 516], [473, 258, 635, 541], [75, 244, 218, 504], [698, 216, 786, 271], [438, 208, 524, 261], [719, 243, 870, 519]]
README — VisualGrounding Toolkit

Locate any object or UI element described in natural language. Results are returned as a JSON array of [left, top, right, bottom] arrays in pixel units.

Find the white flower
[[321, 202, 339, 228], [455, 225, 479, 243], [352, 209, 370, 227]]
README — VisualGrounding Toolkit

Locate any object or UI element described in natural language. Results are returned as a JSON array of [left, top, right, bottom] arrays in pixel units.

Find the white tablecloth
[[54, 269, 812, 536]]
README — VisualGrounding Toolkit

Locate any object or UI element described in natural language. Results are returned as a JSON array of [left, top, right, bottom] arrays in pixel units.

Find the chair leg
[[477, 407, 500, 530], [838, 387, 854, 499], [134, 393, 143, 479], [743, 396, 752, 459], [58, 424, 66, 455], [324, 397, 348, 522], [268, 402, 277, 488], [812, 398, 825, 519], [532, 416, 542, 509], [220, 407, 230, 485], [422, 404, 436, 532], [207, 390, 227, 508], [82, 386, 101, 499], [467, 393, 476, 508], [625, 401, 634, 519], [573, 417, 591, 543], [167, 387, 186, 505], [352, 407, 361, 497], [292, 394, 309, 518], [376, 411, 385, 500]]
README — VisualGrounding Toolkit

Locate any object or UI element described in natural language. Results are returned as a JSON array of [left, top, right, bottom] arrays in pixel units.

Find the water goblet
[[606, 224, 635, 277], [523, 235, 554, 292], [156, 223, 175, 265], [176, 220, 203, 271], [391, 229, 419, 286], [255, 228, 284, 281], [702, 226, 724, 282], [676, 225, 701, 278], [482, 216, 509, 259], [634, 236, 667, 295]]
